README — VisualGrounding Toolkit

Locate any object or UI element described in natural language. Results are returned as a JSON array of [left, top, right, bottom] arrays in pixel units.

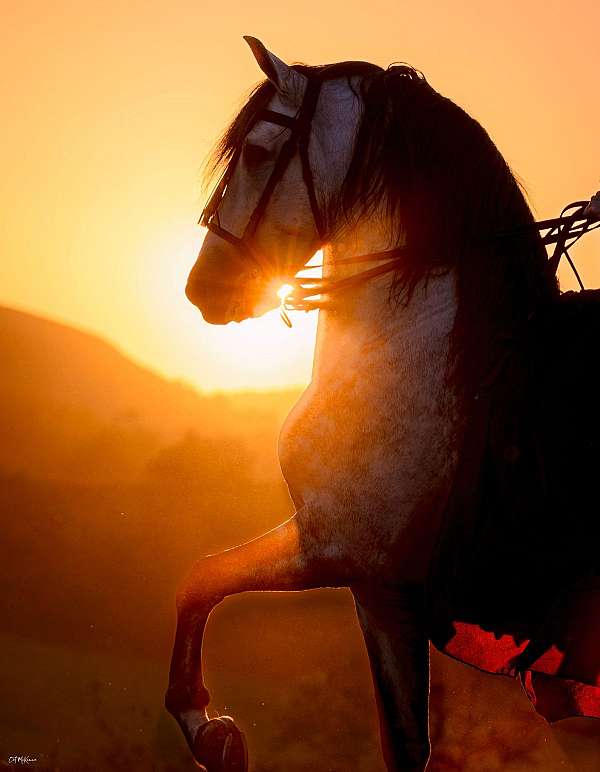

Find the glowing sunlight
[[2, 1, 598, 395], [141, 227, 321, 392]]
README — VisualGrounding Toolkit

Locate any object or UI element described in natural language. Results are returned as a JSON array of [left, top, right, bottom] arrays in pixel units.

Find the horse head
[[186, 37, 362, 324]]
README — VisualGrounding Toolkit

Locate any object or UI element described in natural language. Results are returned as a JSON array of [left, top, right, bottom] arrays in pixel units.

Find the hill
[[0, 306, 597, 771], [0, 305, 300, 481]]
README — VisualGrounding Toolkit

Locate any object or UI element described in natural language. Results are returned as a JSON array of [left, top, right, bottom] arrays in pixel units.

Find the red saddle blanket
[[427, 290, 600, 722]]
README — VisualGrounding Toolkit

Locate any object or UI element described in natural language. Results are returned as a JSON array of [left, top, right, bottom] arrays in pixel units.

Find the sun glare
[[277, 283, 294, 302], [140, 234, 323, 392]]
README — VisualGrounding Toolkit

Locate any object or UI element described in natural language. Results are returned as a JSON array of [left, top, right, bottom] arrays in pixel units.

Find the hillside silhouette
[[0, 306, 597, 770], [0, 305, 298, 482]]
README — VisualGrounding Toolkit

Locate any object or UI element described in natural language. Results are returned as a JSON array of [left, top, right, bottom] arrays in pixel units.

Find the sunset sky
[[2, 1, 599, 392]]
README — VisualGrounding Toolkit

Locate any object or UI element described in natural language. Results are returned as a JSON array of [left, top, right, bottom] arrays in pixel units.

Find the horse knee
[[175, 556, 224, 613]]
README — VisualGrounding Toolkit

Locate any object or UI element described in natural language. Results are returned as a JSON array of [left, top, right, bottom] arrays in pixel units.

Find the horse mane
[[205, 61, 559, 397], [335, 64, 560, 395]]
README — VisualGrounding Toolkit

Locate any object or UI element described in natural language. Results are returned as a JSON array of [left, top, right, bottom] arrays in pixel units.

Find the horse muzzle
[[184, 276, 247, 324]]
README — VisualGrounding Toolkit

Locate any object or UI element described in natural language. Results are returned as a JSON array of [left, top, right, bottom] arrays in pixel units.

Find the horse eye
[[242, 142, 271, 168]]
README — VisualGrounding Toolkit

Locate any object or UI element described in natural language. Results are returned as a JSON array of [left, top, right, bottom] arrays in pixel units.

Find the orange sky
[[2, 1, 599, 392]]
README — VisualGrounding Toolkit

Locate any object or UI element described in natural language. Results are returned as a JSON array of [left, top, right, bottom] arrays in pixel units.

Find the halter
[[200, 74, 599, 322]]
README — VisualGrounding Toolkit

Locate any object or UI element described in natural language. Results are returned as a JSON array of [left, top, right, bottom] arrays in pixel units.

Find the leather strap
[[200, 75, 325, 267]]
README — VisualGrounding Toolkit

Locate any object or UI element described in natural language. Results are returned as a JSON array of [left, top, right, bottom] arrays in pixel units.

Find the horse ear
[[243, 36, 305, 99]]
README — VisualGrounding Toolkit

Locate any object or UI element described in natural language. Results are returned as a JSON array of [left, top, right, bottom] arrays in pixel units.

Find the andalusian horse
[[166, 38, 600, 771]]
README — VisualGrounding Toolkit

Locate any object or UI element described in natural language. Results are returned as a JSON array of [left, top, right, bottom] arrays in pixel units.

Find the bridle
[[200, 75, 327, 274], [200, 73, 600, 322], [199, 70, 435, 323]]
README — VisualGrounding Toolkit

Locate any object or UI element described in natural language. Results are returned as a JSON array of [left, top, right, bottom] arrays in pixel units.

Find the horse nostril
[[185, 279, 201, 305]]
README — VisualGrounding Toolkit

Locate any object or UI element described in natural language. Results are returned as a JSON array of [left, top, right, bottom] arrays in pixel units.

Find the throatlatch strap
[[297, 78, 326, 240]]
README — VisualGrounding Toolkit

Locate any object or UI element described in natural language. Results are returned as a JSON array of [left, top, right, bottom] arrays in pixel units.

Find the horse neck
[[311, 217, 459, 394]]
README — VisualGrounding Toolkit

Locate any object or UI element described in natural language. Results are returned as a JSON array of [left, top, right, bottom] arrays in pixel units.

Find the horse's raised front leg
[[352, 584, 431, 772], [165, 511, 346, 771]]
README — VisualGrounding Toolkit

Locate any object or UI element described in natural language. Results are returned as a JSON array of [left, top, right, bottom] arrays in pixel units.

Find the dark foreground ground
[[1, 306, 598, 770]]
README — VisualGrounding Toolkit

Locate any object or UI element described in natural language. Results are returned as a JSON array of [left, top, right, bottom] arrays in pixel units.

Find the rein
[[283, 200, 600, 315], [200, 72, 599, 324]]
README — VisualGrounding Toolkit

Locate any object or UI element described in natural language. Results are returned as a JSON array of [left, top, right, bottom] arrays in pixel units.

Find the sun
[[139, 227, 322, 391], [276, 283, 294, 302]]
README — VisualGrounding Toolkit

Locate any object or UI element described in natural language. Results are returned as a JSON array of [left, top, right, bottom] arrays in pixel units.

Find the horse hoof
[[192, 716, 248, 771]]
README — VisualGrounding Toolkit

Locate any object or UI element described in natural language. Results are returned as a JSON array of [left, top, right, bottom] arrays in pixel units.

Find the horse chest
[[279, 328, 404, 497], [277, 286, 460, 574], [279, 332, 449, 568]]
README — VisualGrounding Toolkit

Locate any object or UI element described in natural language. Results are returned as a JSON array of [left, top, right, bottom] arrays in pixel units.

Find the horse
[[165, 37, 598, 771]]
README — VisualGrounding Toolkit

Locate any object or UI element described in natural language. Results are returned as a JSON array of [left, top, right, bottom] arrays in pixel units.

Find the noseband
[[200, 75, 326, 272]]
